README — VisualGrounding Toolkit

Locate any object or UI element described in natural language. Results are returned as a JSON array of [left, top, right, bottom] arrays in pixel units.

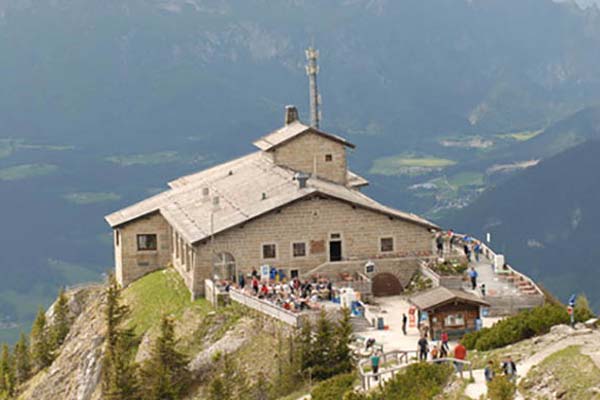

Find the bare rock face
[[20, 285, 106, 400], [188, 316, 254, 376]]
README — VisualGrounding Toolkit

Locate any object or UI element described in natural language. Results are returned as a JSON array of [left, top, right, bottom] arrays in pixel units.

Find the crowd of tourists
[[232, 268, 336, 313], [435, 230, 484, 263]]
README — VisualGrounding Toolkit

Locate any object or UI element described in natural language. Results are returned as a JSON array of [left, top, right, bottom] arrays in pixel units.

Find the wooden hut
[[409, 287, 489, 340]]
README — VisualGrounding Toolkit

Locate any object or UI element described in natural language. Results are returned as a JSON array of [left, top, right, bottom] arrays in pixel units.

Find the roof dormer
[[253, 106, 355, 185]]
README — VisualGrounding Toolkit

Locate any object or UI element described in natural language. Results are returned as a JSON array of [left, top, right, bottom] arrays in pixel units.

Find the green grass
[[105, 151, 180, 166], [0, 163, 59, 181], [496, 130, 543, 141], [62, 192, 121, 205], [123, 268, 211, 336], [448, 172, 484, 187], [0, 139, 73, 160], [519, 346, 600, 399], [370, 154, 457, 176]]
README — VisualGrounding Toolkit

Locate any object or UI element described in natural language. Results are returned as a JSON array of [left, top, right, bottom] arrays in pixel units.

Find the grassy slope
[[122, 268, 211, 337], [519, 345, 600, 399]]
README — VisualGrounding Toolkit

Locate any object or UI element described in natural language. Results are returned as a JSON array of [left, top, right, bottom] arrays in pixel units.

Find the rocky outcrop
[[20, 285, 106, 400]]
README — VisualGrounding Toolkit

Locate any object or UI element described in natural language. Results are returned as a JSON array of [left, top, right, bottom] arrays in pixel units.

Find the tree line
[[0, 287, 71, 399]]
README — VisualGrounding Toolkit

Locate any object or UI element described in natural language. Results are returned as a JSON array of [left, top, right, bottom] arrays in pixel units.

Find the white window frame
[[261, 242, 278, 260], [379, 236, 395, 253]]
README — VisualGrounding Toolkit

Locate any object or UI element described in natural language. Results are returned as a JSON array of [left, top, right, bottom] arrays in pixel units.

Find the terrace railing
[[357, 349, 473, 391], [228, 288, 302, 328]]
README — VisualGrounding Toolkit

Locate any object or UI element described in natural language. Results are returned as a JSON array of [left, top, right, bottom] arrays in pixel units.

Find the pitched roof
[[105, 152, 438, 243], [253, 120, 355, 151], [409, 287, 490, 311]]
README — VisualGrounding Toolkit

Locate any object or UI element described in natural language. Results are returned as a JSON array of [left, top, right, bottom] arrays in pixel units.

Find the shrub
[[462, 304, 569, 351], [574, 294, 595, 323], [371, 362, 453, 400], [311, 373, 356, 400], [487, 375, 516, 400]]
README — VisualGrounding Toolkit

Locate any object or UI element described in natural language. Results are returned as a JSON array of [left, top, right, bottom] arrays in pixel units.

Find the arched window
[[212, 252, 236, 281]]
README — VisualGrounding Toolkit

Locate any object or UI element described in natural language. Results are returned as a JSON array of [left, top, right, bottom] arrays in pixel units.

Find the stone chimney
[[294, 172, 310, 189], [284, 105, 299, 125]]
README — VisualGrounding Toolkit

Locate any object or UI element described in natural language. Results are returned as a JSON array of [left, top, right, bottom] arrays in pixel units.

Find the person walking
[[474, 242, 482, 262], [371, 350, 382, 381], [480, 283, 487, 297], [484, 360, 495, 383], [502, 356, 517, 382], [463, 243, 471, 261], [402, 313, 408, 335], [418, 336, 429, 361], [453, 341, 467, 378], [469, 267, 478, 290]]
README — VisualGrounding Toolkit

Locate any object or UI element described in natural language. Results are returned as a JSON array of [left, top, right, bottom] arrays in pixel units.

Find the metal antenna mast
[[305, 47, 320, 129]]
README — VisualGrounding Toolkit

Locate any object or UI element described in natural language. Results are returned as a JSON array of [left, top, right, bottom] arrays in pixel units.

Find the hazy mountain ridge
[[1, 0, 600, 341], [442, 138, 600, 311]]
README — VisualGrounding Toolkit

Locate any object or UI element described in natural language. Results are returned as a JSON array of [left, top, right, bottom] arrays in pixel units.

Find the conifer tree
[[312, 310, 334, 380], [0, 343, 15, 398], [332, 307, 354, 375], [51, 287, 71, 351], [13, 332, 31, 385], [139, 315, 189, 400], [30, 307, 52, 371], [298, 319, 314, 374], [102, 274, 139, 400]]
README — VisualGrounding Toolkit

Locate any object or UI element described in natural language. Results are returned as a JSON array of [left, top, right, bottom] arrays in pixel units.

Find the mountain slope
[[442, 139, 600, 311], [2, 0, 600, 341]]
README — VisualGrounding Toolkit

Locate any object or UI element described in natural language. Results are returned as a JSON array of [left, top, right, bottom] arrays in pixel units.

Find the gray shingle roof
[[105, 151, 438, 243], [409, 287, 490, 311], [252, 120, 355, 151]]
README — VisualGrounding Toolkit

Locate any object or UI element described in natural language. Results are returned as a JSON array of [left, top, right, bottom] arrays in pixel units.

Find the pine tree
[[250, 372, 271, 400], [139, 315, 189, 400], [102, 274, 139, 400], [332, 307, 354, 375], [51, 287, 71, 351], [312, 310, 334, 380], [298, 319, 314, 375], [0, 343, 15, 398], [30, 307, 52, 371], [13, 332, 31, 386], [271, 333, 301, 398]]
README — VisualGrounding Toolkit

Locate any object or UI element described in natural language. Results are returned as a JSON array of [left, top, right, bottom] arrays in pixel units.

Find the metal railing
[[357, 349, 473, 391]]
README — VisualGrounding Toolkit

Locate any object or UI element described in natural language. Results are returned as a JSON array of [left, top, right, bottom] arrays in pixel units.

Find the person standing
[[436, 234, 444, 256], [371, 350, 381, 381], [484, 360, 495, 383], [469, 267, 478, 290], [440, 331, 449, 357], [402, 313, 408, 335], [502, 356, 517, 382], [463, 243, 471, 261], [453, 341, 467, 378], [418, 336, 429, 361]]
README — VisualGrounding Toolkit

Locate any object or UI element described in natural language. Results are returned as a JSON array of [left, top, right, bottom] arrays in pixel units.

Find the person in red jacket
[[440, 331, 449, 357], [453, 341, 467, 378]]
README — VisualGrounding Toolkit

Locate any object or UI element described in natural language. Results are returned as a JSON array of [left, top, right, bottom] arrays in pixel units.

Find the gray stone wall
[[114, 212, 172, 286], [271, 131, 347, 184], [191, 195, 433, 296]]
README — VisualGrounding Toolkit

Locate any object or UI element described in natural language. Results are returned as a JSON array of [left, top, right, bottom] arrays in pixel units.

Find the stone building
[[105, 106, 439, 299]]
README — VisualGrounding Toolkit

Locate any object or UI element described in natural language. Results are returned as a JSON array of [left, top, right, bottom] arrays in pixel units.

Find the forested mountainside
[[442, 139, 600, 311], [1, 0, 600, 341]]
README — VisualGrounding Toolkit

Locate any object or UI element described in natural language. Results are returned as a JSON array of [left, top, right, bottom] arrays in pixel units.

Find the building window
[[137, 234, 157, 251], [325, 154, 333, 162], [380, 237, 394, 252], [290, 269, 299, 278], [444, 314, 465, 327], [292, 242, 307, 257], [262, 243, 277, 259], [115, 230, 120, 246]]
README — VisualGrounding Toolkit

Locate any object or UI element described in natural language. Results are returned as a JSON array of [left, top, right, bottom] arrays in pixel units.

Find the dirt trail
[[464, 329, 600, 399]]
